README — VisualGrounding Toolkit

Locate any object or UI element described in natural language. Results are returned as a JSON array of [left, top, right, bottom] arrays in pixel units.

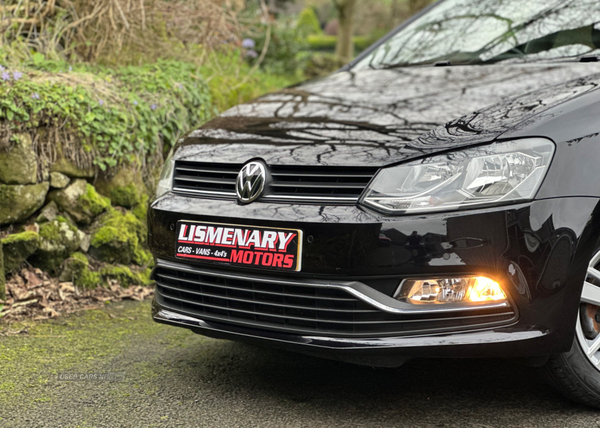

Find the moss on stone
[[1, 231, 40, 272], [60, 252, 101, 289], [110, 184, 139, 209], [0, 133, 38, 185], [101, 265, 153, 287], [0, 241, 5, 301], [95, 169, 147, 209], [132, 194, 149, 223], [134, 246, 154, 267], [79, 183, 111, 218], [31, 219, 81, 274], [91, 226, 122, 247], [48, 180, 109, 225], [90, 208, 149, 266], [78, 269, 102, 289]]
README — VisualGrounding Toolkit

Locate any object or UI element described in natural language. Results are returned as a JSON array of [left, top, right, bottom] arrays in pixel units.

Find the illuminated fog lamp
[[467, 277, 506, 302], [396, 276, 506, 305]]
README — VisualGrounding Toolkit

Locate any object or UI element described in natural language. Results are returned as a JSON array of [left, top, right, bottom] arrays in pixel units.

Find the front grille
[[173, 161, 239, 197], [154, 264, 517, 338], [172, 161, 379, 204], [268, 165, 378, 202]]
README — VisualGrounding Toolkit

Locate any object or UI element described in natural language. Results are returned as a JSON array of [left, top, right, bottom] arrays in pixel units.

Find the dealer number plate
[[175, 221, 303, 272]]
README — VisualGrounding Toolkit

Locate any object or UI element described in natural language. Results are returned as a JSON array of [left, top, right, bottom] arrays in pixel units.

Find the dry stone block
[[0, 182, 49, 225], [0, 133, 37, 185]]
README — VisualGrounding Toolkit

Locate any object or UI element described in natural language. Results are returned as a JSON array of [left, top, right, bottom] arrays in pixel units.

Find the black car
[[149, 0, 600, 407]]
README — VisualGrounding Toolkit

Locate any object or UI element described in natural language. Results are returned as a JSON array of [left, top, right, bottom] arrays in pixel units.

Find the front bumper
[[148, 194, 600, 365]]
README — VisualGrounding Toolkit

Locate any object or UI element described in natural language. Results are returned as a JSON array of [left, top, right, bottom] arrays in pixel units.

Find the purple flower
[[133, 100, 138, 106], [1, 72, 10, 81], [151, 104, 157, 110], [245, 49, 258, 59], [13, 71, 23, 81], [242, 38, 256, 49], [0, 65, 5, 71], [32, 92, 40, 99], [99, 99, 104, 106]]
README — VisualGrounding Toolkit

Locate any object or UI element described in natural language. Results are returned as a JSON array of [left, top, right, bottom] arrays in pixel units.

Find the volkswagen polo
[[149, 0, 600, 407]]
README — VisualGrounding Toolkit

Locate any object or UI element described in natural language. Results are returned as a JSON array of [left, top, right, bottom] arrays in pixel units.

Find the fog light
[[396, 276, 506, 305]]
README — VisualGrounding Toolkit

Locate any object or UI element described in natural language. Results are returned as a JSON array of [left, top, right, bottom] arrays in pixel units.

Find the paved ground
[[2, 301, 600, 427]]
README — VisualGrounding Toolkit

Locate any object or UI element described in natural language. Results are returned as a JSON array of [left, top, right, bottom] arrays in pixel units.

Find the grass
[[0, 300, 186, 405]]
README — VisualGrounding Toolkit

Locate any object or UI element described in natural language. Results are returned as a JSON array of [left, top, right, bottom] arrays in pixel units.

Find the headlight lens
[[156, 150, 175, 199], [361, 138, 555, 214]]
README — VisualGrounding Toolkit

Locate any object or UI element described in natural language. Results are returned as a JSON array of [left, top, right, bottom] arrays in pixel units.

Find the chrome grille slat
[[175, 176, 236, 185], [156, 273, 357, 302], [176, 166, 239, 175], [271, 172, 374, 178], [156, 292, 409, 325], [154, 265, 517, 338], [269, 182, 367, 189]]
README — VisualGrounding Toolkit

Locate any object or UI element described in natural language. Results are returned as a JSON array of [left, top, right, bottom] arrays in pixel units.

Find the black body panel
[[150, 35, 600, 364], [149, 195, 600, 362]]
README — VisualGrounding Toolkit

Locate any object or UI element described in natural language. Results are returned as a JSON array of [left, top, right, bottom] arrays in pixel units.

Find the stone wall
[[0, 134, 153, 291]]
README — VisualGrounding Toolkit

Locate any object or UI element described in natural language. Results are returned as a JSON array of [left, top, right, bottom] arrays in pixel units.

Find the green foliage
[[297, 8, 323, 37], [307, 34, 337, 51], [0, 58, 214, 172], [198, 51, 300, 112]]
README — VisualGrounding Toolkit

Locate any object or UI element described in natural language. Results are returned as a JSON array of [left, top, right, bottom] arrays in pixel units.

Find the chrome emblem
[[236, 161, 266, 203]]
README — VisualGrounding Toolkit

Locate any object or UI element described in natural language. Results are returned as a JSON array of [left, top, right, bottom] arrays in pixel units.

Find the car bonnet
[[175, 62, 600, 167]]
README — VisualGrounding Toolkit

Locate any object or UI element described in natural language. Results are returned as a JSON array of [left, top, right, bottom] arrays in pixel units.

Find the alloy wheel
[[576, 249, 600, 368]]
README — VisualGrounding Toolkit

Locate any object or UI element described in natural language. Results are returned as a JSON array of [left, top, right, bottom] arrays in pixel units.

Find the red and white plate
[[175, 221, 303, 272]]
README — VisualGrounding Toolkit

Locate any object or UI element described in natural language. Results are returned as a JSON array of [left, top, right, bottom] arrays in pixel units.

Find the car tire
[[541, 249, 600, 408]]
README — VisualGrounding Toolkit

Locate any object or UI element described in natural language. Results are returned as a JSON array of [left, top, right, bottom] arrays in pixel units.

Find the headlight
[[360, 138, 555, 214], [156, 150, 175, 199]]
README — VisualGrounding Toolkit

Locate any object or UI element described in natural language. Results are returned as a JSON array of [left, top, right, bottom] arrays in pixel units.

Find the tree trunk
[[334, 0, 357, 63], [391, 0, 401, 27]]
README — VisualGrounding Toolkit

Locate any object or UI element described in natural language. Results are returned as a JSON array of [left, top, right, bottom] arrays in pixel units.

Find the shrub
[[250, 18, 309, 75], [307, 34, 379, 53], [307, 34, 338, 52], [0, 58, 213, 176], [297, 8, 323, 37]]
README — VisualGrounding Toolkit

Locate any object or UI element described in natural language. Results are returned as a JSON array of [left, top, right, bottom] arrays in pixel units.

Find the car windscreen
[[353, 0, 600, 69]]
